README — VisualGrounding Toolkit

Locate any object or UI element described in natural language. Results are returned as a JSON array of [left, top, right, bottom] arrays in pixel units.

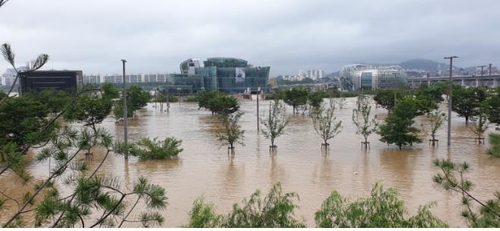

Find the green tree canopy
[[315, 182, 448, 228], [373, 89, 402, 113], [0, 97, 55, 151], [452, 86, 488, 125], [378, 97, 422, 149], [284, 87, 308, 115], [197, 91, 239, 115]]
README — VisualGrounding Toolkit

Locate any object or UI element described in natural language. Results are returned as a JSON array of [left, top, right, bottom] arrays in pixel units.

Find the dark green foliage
[[120, 137, 183, 160], [64, 95, 112, 130], [452, 86, 487, 125], [433, 159, 500, 227], [113, 85, 151, 119], [0, 97, 55, 150], [487, 133, 500, 158], [373, 89, 402, 113], [25, 89, 72, 114], [101, 83, 120, 101], [485, 87, 500, 125], [413, 84, 444, 115], [284, 87, 308, 114], [315, 182, 448, 228], [308, 91, 326, 111], [127, 85, 151, 111], [378, 97, 422, 149], [185, 183, 305, 228], [197, 91, 239, 114]]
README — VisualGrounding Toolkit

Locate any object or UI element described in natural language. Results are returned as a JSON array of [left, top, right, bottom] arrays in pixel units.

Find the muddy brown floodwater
[[2, 97, 500, 227]]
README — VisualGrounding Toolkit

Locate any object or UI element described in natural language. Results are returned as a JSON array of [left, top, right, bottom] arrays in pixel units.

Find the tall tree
[[308, 91, 325, 114], [197, 91, 239, 115], [352, 95, 378, 149], [421, 111, 446, 146], [373, 89, 401, 113], [378, 97, 422, 149], [215, 112, 245, 153], [484, 87, 500, 125], [261, 100, 289, 152], [284, 87, 308, 115], [452, 86, 487, 125], [469, 105, 489, 144], [312, 101, 342, 149]]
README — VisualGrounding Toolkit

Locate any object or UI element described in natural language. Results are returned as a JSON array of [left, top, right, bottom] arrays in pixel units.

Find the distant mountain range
[[397, 59, 451, 71]]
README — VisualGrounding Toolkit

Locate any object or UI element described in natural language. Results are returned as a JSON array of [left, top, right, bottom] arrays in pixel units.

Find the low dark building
[[19, 70, 83, 94]]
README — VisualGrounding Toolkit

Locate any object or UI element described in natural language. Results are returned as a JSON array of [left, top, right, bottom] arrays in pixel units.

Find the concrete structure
[[338, 64, 408, 90], [169, 57, 270, 94], [19, 70, 83, 94], [407, 74, 500, 88]]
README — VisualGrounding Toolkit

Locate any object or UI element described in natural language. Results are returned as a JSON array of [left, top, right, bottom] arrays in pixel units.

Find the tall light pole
[[121, 59, 128, 160], [444, 56, 458, 146], [392, 72, 398, 107], [256, 87, 261, 132], [478, 65, 486, 86]]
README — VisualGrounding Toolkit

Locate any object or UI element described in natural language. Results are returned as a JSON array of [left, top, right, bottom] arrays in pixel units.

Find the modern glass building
[[338, 64, 408, 91], [169, 57, 270, 94]]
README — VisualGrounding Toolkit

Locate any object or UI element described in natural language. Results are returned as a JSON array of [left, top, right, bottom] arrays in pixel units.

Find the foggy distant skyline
[[1, 0, 499, 76]]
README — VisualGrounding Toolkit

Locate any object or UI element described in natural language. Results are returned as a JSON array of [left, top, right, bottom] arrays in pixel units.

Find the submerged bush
[[129, 137, 183, 160]]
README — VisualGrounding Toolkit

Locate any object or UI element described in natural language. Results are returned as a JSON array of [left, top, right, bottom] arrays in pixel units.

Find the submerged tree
[[261, 101, 289, 152], [378, 97, 422, 149], [433, 159, 500, 227], [452, 86, 487, 125], [284, 87, 308, 115], [197, 91, 239, 115], [421, 111, 446, 146], [312, 101, 342, 150], [352, 95, 378, 149], [117, 137, 183, 161], [469, 106, 489, 144], [315, 182, 448, 228], [373, 89, 401, 113], [215, 112, 245, 153]]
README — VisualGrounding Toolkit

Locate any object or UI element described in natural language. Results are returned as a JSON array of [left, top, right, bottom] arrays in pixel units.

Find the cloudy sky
[[1, 0, 499, 76]]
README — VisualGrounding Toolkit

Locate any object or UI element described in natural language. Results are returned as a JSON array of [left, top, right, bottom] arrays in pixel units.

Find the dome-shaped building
[[338, 64, 407, 91]]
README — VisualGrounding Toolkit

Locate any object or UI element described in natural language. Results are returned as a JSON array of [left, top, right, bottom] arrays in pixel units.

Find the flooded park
[[2, 96, 500, 227]]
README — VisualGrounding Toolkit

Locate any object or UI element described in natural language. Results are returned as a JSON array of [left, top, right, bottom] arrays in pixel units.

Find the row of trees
[[373, 84, 500, 149]]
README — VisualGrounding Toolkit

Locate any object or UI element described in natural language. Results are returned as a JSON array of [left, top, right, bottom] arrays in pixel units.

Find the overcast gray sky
[[1, 0, 499, 76]]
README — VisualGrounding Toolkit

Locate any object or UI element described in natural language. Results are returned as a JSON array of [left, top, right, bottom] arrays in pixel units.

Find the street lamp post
[[256, 87, 261, 132], [478, 65, 486, 86], [392, 72, 398, 107], [121, 59, 128, 159], [444, 56, 458, 146]]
